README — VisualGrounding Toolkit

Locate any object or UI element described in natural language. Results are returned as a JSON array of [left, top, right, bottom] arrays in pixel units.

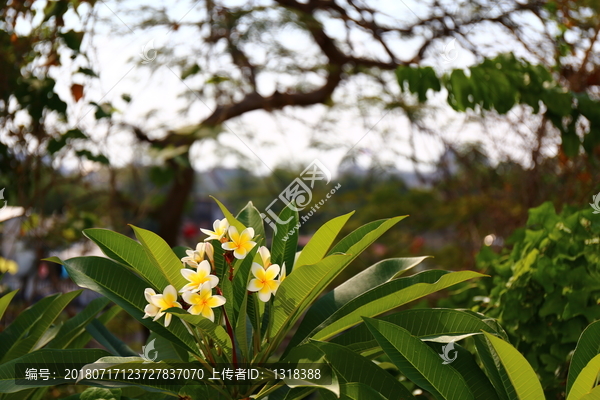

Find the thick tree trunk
[[158, 157, 195, 247]]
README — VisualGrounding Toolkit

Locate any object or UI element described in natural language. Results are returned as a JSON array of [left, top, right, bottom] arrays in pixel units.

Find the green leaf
[[0, 290, 81, 363], [473, 335, 511, 400], [482, 331, 545, 400], [332, 308, 501, 355], [311, 270, 485, 342], [0, 289, 18, 321], [80, 387, 122, 400], [210, 196, 246, 232], [288, 257, 427, 352], [271, 203, 299, 274], [567, 353, 600, 400], [364, 318, 474, 400], [270, 216, 406, 355], [131, 225, 187, 290], [295, 211, 355, 269], [47, 296, 111, 349], [427, 342, 500, 400], [84, 229, 170, 290], [234, 293, 252, 361], [338, 383, 389, 400], [63, 256, 197, 355], [579, 386, 600, 400], [0, 349, 109, 393], [568, 320, 600, 394], [167, 308, 232, 361], [86, 319, 137, 357], [327, 219, 385, 255], [68, 305, 123, 350], [237, 201, 266, 245], [232, 245, 260, 317], [78, 356, 181, 394], [309, 341, 416, 400]]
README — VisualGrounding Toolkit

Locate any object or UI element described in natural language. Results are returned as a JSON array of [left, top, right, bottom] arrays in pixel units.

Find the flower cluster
[[142, 218, 287, 328]]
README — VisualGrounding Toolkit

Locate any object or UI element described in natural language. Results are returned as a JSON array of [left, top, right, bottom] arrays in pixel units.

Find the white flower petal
[[144, 288, 156, 303], [247, 279, 263, 292], [257, 289, 272, 302]]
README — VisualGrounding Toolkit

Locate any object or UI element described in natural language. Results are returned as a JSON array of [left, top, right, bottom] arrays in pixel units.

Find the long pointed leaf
[[130, 226, 187, 290], [0, 289, 18, 322], [288, 257, 428, 352], [47, 296, 111, 349], [311, 270, 485, 342], [83, 228, 169, 290], [63, 256, 198, 355], [271, 203, 299, 274], [567, 353, 600, 400], [1, 290, 81, 362], [364, 318, 474, 400], [270, 216, 406, 354], [211, 196, 246, 232], [332, 308, 501, 356], [482, 331, 545, 400], [295, 211, 354, 269], [310, 341, 416, 400], [86, 319, 137, 357], [568, 320, 600, 394]]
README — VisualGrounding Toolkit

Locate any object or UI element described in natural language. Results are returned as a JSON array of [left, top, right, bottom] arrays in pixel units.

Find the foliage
[[396, 54, 600, 158], [10, 198, 489, 399], [0, 287, 122, 400], [441, 201, 600, 398]]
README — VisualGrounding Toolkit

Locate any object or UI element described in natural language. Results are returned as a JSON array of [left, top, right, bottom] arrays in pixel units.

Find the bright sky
[[41, 0, 556, 177]]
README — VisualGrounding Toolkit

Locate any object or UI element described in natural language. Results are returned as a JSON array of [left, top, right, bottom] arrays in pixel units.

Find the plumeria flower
[[201, 218, 230, 242], [182, 282, 226, 322], [180, 260, 219, 292], [146, 285, 182, 327], [257, 246, 271, 267], [248, 262, 280, 302], [222, 226, 256, 259], [181, 242, 214, 267], [142, 288, 159, 319]]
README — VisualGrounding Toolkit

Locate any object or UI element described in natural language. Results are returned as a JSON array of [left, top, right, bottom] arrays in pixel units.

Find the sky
[[40, 0, 556, 177]]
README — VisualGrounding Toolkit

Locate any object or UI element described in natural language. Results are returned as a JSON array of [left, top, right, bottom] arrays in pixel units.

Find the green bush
[[445, 201, 600, 398]]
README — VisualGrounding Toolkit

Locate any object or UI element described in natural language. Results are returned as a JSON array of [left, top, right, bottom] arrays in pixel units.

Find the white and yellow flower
[[201, 218, 230, 242], [142, 288, 159, 319], [182, 282, 226, 322], [247, 262, 280, 302], [145, 285, 182, 327], [257, 246, 271, 267], [181, 242, 214, 267], [180, 260, 219, 292], [222, 226, 256, 259]]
